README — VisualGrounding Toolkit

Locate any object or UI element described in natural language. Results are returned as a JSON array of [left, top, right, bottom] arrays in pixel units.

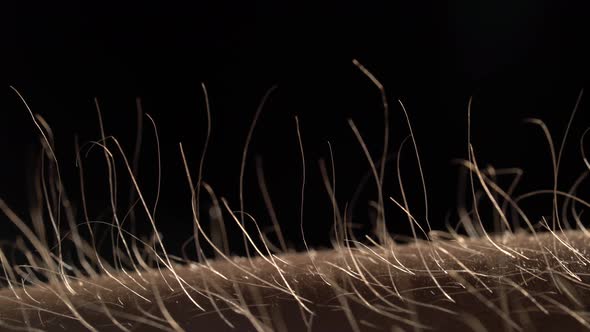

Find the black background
[[1, 1, 589, 256]]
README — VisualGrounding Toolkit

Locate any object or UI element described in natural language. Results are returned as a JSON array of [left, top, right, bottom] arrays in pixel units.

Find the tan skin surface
[[1, 231, 590, 331]]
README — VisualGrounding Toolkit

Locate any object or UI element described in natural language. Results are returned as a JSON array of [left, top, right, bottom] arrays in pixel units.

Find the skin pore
[[0, 65, 590, 332]]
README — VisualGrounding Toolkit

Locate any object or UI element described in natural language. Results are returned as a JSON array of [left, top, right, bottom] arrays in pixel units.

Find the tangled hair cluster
[[1, 63, 590, 331]]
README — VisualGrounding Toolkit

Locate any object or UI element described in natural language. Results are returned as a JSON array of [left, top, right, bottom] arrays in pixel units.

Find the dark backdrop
[[0, 1, 589, 256]]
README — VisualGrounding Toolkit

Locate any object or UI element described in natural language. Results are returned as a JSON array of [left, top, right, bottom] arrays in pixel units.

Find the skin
[[1, 231, 590, 331]]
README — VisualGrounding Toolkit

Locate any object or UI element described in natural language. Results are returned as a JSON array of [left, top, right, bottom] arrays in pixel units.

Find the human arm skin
[[0, 231, 589, 332]]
